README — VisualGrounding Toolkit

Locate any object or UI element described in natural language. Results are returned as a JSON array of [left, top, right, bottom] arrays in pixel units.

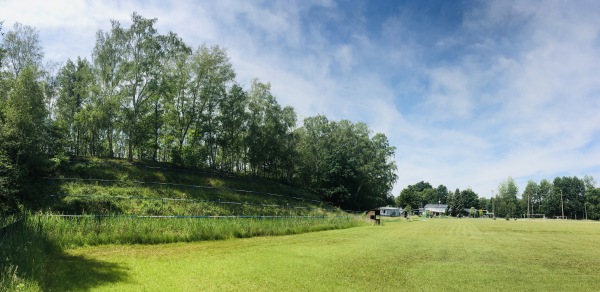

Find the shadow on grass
[[45, 253, 129, 291], [0, 216, 129, 291]]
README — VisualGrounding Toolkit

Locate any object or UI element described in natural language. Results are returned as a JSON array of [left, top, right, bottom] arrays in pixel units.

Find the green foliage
[[0, 21, 5, 68], [396, 185, 420, 209], [1, 22, 44, 78], [0, 150, 20, 214], [396, 182, 480, 217], [521, 180, 539, 216], [586, 187, 600, 220], [539, 179, 554, 215], [552, 176, 585, 219], [297, 116, 397, 210], [435, 184, 449, 204], [460, 188, 479, 209], [0, 13, 397, 213], [404, 204, 412, 216], [495, 177, 520, 218], [217, 83, 248, 172], [2, 66, 48, 171], [55, 57, 95, 157], [448, 188, 462, 216], [246, 79, 295, 178], [478, 196, 490, 212], [397, 181, 450, 210]]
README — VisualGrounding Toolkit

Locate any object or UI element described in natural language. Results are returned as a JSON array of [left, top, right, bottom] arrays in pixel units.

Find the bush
[[0, 151, 21, 215]]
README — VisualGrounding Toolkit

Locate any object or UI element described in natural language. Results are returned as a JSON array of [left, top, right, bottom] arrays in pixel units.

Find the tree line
[[0, 14, 398, 214], [396, 176, 600, 220]]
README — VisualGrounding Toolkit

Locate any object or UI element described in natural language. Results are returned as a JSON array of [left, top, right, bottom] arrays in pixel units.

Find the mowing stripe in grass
[[50, 218, 600, 291]]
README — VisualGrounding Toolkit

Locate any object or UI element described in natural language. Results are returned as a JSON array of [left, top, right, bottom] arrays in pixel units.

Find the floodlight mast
[[491, 190, 495, 219], [527, 191, 530, 219], [560, 190, 565, 219]]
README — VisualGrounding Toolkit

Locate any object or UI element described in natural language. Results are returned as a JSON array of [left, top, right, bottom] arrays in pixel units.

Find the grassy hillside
[[24, 157, 340, 217], [2, 158, 364, 290]]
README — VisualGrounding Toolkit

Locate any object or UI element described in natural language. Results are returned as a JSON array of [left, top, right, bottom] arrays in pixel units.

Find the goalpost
[[526, 213, 546, 219]]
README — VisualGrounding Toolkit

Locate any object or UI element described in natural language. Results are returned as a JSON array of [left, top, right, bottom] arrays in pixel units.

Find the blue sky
[[3, 0, 600, 197]]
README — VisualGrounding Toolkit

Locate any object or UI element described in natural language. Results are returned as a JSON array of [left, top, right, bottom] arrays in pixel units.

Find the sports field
[[48, 218, 600, 291]]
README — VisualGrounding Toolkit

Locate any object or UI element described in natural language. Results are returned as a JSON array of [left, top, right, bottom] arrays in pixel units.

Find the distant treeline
[[0, 14, 397, 214], [397, 176, 600, 220]]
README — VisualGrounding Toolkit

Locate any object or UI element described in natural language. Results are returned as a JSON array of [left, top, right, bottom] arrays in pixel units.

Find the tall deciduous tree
[[217, 83, 248, 172], [193, 45, 235, 168], [539, 179, 556, 216], [1, 22, 44, 77], [246, 79, 275, 175], [1, 65, 48, 173], [112, 13, 164, 160], [496, 177, 520, 218], [435, 184, 449, 204], [55, 57, 95, 156], [161, 39, 192, 163], [93, 26, 125, 158], [396, 185, 419, 210], [553, 176, 585, 219], [521, 180, 539, 216], [299, 116, 396, 209], [0, 22, 19, 214], [461, 188, 479, 209], [0, 21, 5, 67], [584, 175, 597, 220], [296, 115, 331, 188], [148, 32, 190, 161], [585, 177, 600, 220], [0, 149, 19, 214], [449, 188, 463, 216]]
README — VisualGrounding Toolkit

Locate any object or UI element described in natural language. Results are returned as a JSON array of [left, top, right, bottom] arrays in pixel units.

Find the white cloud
[[334, 45, 355, 72]]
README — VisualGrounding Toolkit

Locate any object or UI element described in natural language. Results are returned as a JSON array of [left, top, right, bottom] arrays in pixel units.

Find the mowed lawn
[[49, 218, 600, 291]]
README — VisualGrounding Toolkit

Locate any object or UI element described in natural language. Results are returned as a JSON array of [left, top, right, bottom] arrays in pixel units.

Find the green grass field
[[45, 218, 600, 291]]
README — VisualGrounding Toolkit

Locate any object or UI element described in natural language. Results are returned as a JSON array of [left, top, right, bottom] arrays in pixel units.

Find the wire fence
[[66, 159, 317, 195], [45, 161, 359, 217], [48, 194, 335, 212], [44, 177, 326, 205], [46, 192, 352, 219], [45, 214, 344, 219], [67, 159, 241, 178]]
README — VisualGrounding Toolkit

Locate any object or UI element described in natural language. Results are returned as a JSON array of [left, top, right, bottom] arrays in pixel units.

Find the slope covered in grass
[[25, 158, 339, 216], [2, 158, 363, 290]]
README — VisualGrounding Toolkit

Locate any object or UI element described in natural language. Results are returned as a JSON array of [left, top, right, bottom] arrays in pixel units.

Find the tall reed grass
[[38, 213, 363, 247], [1, 214, 50, 291], [52, 191, 337, 217]]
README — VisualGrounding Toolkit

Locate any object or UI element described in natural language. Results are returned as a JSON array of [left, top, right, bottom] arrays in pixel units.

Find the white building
[[423, 204, 448, 216], [378, 207, 403, 217]]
